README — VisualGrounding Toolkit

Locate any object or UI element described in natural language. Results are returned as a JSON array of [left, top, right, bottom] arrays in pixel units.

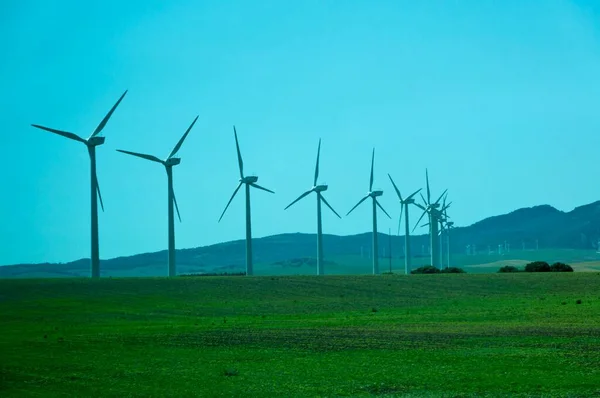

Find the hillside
[[3, 200, 600, 277]]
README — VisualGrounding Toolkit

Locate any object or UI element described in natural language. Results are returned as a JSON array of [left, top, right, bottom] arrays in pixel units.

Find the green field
[[1, 274, 600, 397]]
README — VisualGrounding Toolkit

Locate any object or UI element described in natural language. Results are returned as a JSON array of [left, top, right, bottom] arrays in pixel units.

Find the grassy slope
[[256, 249, 600, 276], [4, 248, 600, 279], [1, 274, 600, 397]]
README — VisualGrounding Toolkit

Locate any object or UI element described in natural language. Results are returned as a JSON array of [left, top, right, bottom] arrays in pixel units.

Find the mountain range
[[3, 200, 600, 278]]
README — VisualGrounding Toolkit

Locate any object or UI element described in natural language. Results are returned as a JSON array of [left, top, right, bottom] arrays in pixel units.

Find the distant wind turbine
[[31, 90, 128, 278], [116, 116, 198, 277], [284, 139, 341, 275], [413, 169, 447, 269], [387, 174, 421, 274], [437, 194, 452, 268], [445, 220, 455, 268], [347, 149, 391, 275], [219, 126, 274, 276]]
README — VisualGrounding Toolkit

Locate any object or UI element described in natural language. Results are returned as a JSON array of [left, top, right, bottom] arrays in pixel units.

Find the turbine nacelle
[[430, 203, 441, 209], [370, 190, 383, 197], [165, 157, 181, 166], [241, 175, 258, 184], [404, 198, 415, 204], [87, 136, 106, 146], [313, 184, 328, 192]]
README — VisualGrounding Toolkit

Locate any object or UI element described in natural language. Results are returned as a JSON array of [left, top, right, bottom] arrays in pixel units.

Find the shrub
[[550, 262, 574, 272], [411, 265, 440, 274], [441, 267, 466, 273], [524, 261, 551, 272], [498, 265, 520, 273], [223, 368, 239, 377]]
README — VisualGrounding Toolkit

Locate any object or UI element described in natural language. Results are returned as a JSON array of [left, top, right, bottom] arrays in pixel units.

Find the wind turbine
[[219, 126, 274, 276], [116, 116, 198, 277], [31, 90, 128, 278], [347, 149, 391, 275], [284, 139, 341, 275], [437, 194, 452, 268], [413, 169, 447, 269], [387, 174, 421, 274], [445, 220, 455, 267]]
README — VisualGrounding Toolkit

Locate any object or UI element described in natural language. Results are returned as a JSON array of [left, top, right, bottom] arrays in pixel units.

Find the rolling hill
[[3, 200, 600, 277]]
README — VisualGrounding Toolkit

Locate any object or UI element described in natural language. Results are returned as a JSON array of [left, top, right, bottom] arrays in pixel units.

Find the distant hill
[[3, 200, 600, 278]]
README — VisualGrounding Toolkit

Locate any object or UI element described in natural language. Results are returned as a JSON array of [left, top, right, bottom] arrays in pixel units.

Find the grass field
[[1, 274, 600, 397]]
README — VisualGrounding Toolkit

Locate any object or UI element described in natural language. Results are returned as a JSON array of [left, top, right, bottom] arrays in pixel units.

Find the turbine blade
[[250, 183, 274, 194], [369, 148, 375, 191], [346, 195, 369, 216], [233, 126, 244, 178], [284, 189, 312, 210], [91, 90, 128, 137], [426, 168, 431, 204], [376, 199, 391, 219], [387, 174, 403, 202], [419, 192, 428, 207], [313, 138, 321, 187], [116, 149, 163, 164], [168, 115, 198, 159], [172, 186, 182, 222], [397, 203, 404, 235], [406, 188, 422, 201], [31, 124, 86, 143], [434, 189, 448, 205], [95, 170, 104, 212], [219, 182, 243, 222], [320, 194, 341, 219], [413, 209, 428, 233], [413, 202, 427, 212], [442, 201, 453, 213]]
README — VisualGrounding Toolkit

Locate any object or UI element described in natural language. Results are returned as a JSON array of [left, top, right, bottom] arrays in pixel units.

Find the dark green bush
[[550, 262, 574, 272], [411, 265, 440, 274], [498, 265, 519, 273], [223, 368, 239, 377], [441, 267, 466, 273], [524, 261, 551, 272]]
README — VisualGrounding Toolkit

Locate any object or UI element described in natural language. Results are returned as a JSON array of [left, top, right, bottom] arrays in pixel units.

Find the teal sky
[[2, 0, 600, 265]]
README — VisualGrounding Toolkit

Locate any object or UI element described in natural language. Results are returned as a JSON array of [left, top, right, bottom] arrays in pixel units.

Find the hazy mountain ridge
[[3, 200, 600, 277]]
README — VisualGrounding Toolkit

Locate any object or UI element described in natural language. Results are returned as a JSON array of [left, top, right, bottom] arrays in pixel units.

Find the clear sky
[[2, 0, 600, 265]]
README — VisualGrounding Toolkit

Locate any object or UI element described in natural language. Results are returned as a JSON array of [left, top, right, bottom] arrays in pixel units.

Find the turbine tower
[[31, 90, 128, 278], [219, 126, 274, 276], [446, 221, 455, 267], [437, 194, 452, 268], [116, 116, 198, 277], [413, 169, 447, 269], [347, 149, 391, 275], [284, 139, 341, 275], [387, 174, 421, 274]]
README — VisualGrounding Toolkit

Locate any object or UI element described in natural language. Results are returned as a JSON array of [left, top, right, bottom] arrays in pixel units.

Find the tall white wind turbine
[[284, 139, 341, 275], [219, 126, 274, 276], [31, 90, 128, 278], [387, 174, 421, 274], [347, 149, 391, 275], [116, 116, 198, 277]]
